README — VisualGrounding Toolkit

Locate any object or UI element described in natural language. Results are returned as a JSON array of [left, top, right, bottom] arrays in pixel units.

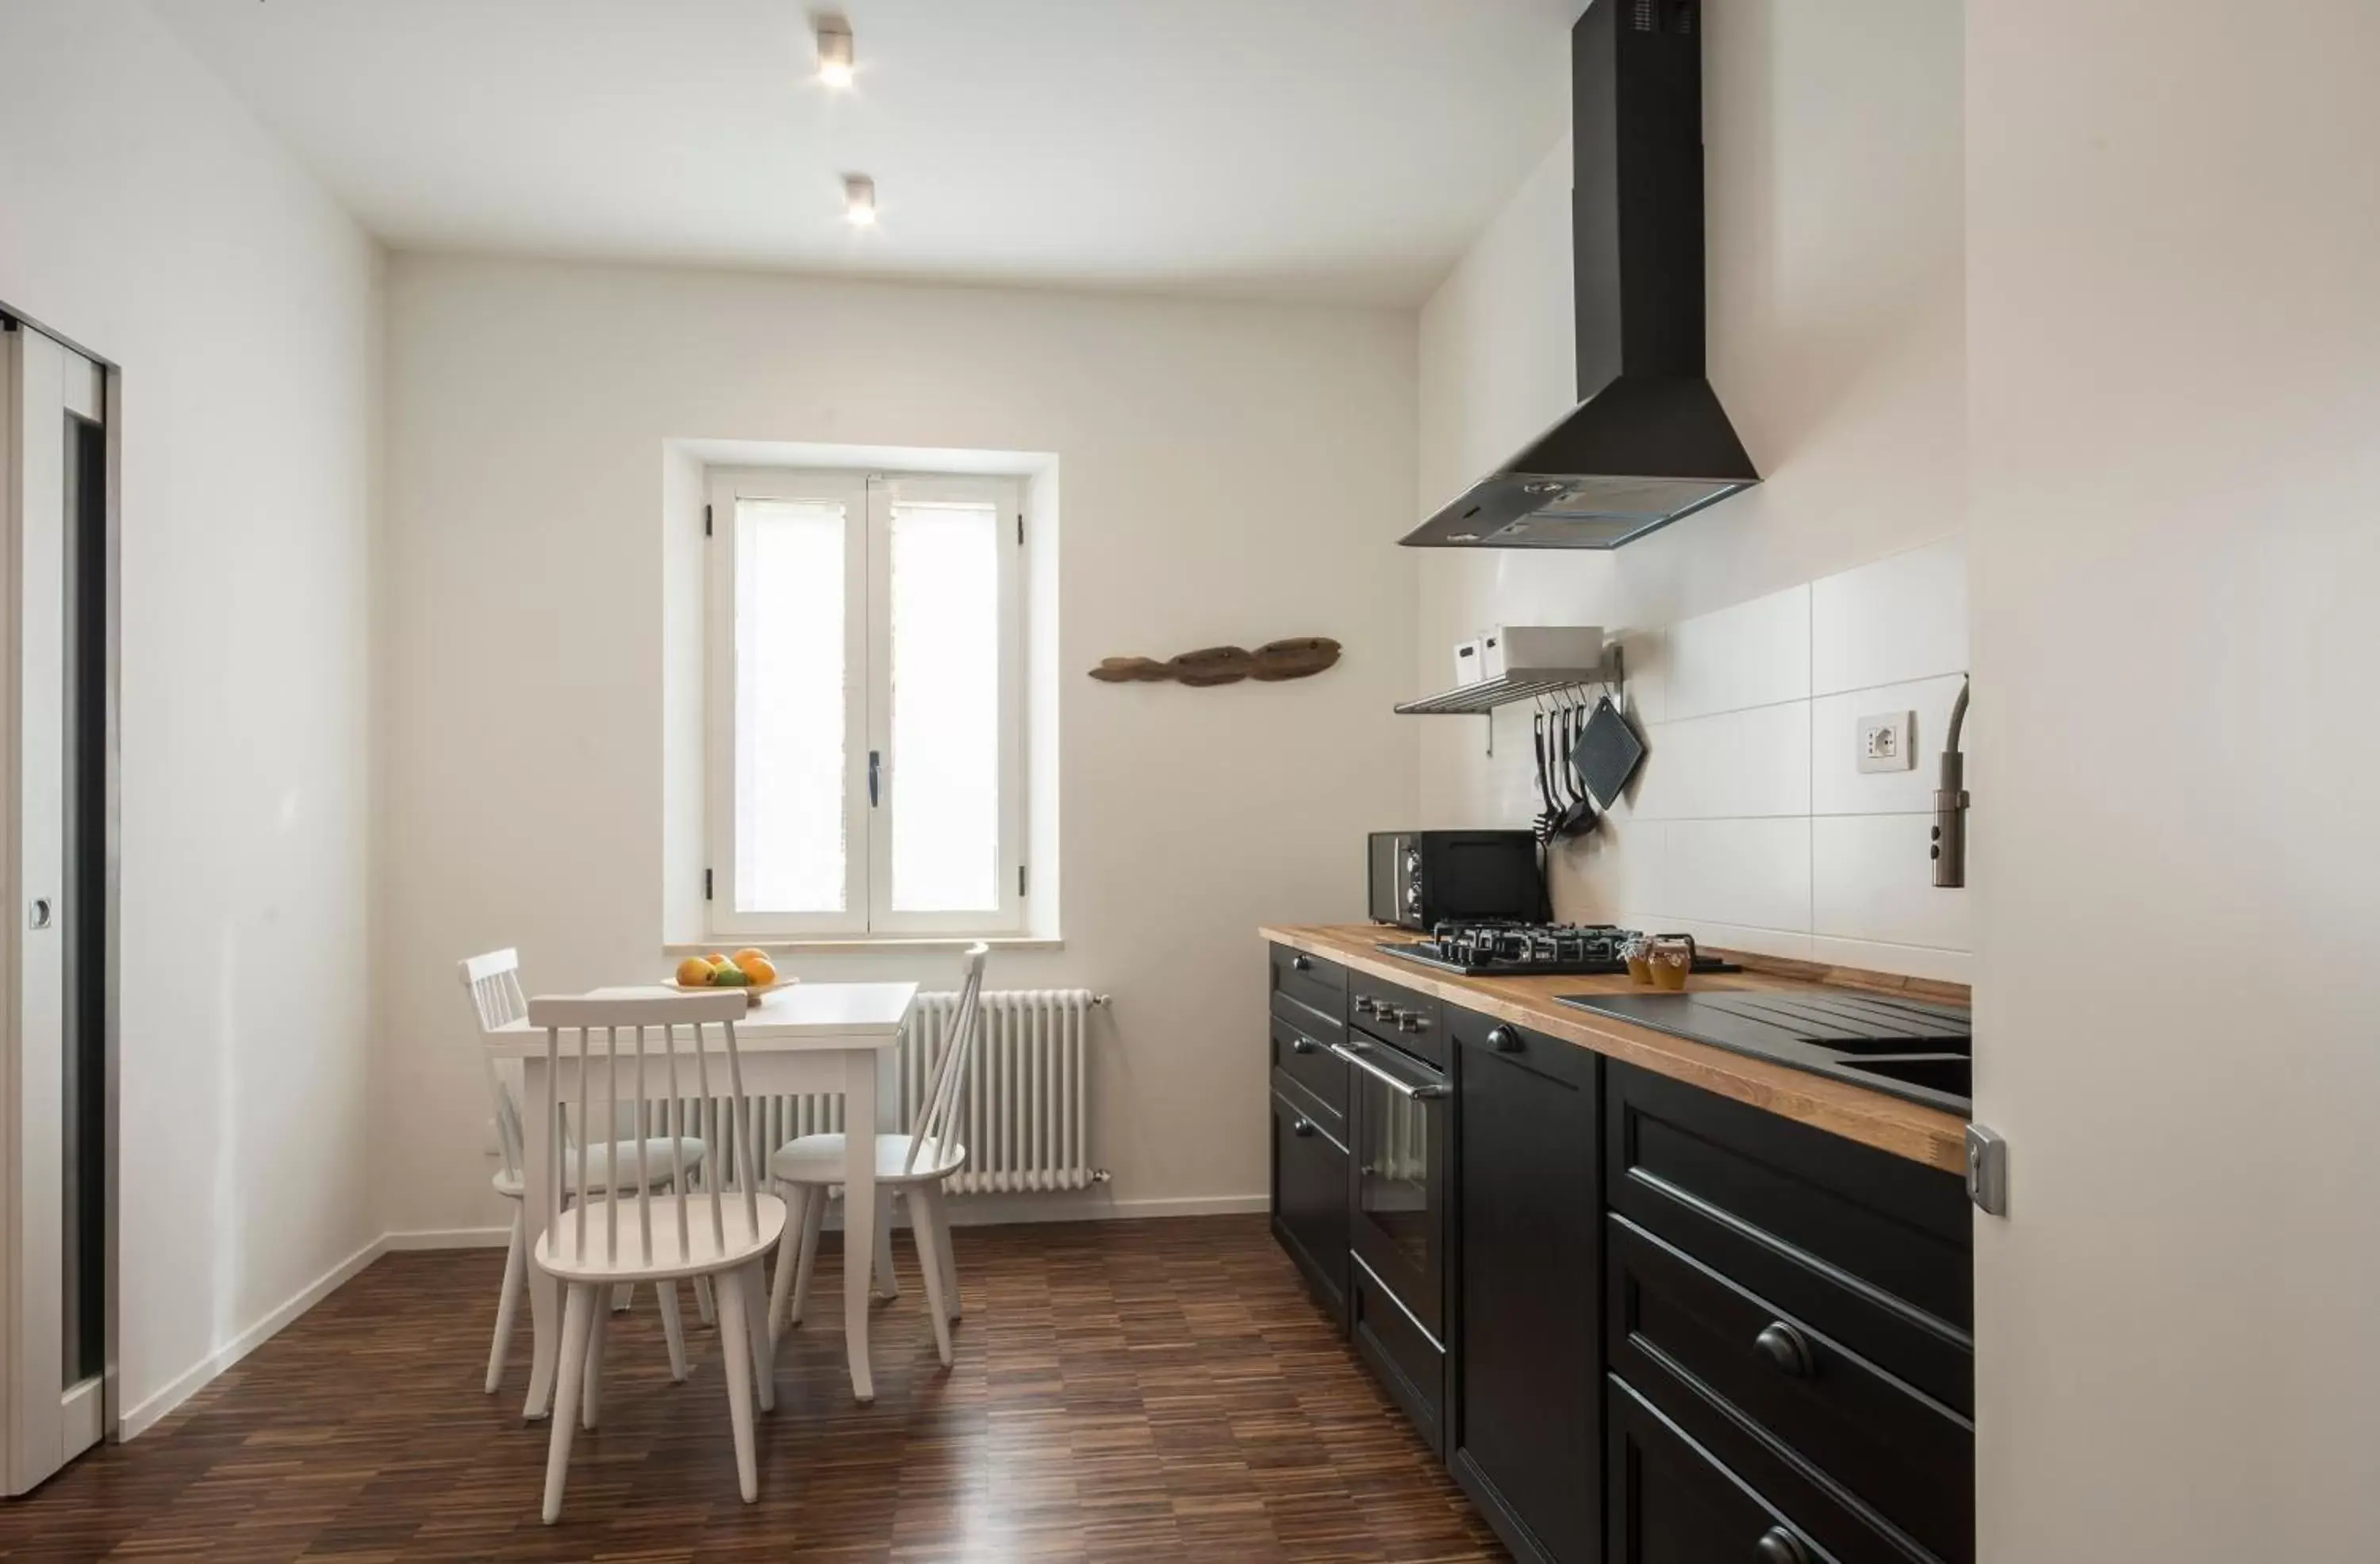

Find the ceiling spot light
[[843, 174, 877, 226], [815, 16, 855, 89]]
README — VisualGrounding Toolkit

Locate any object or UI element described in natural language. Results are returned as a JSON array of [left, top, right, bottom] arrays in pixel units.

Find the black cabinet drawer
[[1270, 1012, 1345, 1125], [1351, 971, 1444, 1066], [1271, 1086, 1349, 1330], [1351, 1255, 1445, 1457], [1606, 1061, 1973, 1414], [1609, 1214, 1972, 1562], [1609, 1373, 1940, 1564], [1613, 1363, 1946, 1564], [1269, 944, 1346, 1041], [1609, 1374, 1802, 1564]]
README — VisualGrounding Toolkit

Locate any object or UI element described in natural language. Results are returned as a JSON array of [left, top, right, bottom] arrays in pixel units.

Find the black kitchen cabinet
[[1449, 1007, 1601, 1564], [1263, 941, 1976, 1564], [1271, 1077, 1349, 1328]]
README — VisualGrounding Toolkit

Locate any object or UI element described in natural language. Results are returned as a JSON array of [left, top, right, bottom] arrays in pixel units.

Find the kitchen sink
[[1555, 990, 1971, 1114]]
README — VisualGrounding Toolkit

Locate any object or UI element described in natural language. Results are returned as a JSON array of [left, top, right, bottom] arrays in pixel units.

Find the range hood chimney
[[1402, 0, 1756, 551]]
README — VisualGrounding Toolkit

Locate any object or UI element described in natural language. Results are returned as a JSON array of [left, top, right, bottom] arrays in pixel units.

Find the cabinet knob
[[1289, 1036, 1317, 1055], [1290, 954, 1313, 972], [1753, 1321, 1817, 1379], [1484, 1025, 1522, 1052], [1292, 1118, 1316, 1138], [1754, 1526, 1812, 1564]]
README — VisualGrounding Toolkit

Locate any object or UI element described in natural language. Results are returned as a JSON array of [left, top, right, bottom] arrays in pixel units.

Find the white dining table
[[486, 979, 919, 1416]]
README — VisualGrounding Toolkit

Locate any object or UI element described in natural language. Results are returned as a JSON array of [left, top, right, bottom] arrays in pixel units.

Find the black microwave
[[1367, 830, 1544, 930]]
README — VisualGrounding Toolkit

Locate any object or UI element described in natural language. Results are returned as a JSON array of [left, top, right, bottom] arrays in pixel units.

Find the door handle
[[1292, 1117, 1317, 1138], [1289, 1036, 1318, 1055], [1290, 954, 1313, 972], [1484, 1025, 1522, 1052], [26, 897, 52, 931], [1754, 1526, 1812, 1564], [868, 749, 881, 808], [1328, 1042, 1449, 1101]]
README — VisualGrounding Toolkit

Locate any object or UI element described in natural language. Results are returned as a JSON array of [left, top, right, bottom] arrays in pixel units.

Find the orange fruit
[[735, 953, 777, 986], [674, 956, 715, 987], [706, 953, 732, 969], [732, 947, 769, 966]]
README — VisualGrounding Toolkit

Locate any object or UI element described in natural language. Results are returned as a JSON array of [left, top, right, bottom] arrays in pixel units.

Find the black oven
[[1334, 1031, 1447, 1342], [1367, 830, 1543, 930]]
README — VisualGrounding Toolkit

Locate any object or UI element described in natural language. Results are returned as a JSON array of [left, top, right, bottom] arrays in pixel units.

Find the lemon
[[735, 953, 778, 986], [712, 965, 752, 987]]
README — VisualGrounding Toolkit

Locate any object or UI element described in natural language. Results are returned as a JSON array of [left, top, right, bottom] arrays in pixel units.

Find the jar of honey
[[1621, 935, 1653, 984], [1649, 933, 1699, 991]]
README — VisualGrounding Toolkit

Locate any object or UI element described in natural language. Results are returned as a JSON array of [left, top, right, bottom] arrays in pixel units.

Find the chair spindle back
[[906, 943, 990, 1174], [460, 949, 532, 1182], [528, 991, 754, 1266]]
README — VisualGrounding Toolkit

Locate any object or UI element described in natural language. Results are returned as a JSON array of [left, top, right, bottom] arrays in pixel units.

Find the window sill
[[664, 935, 1063, 956]]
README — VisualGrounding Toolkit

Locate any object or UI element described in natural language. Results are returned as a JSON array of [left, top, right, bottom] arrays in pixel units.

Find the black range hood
[[1402, 0, 1756, 551]]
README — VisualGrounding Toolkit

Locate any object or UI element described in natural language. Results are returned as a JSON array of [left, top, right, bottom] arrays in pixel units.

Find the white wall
[[0, 0, 380, 1428], [1967, 2, 2380, 1558], [1415, 0, 1967, 979], [379, 255, 1417, 1235]]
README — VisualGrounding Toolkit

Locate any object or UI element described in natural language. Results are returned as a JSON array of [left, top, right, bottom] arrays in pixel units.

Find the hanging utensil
[[1542, 700, 1561, 842], [1553, 692, 1600, 838]]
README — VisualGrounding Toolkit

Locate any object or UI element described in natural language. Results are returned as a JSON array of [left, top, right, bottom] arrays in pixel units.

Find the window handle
[[868, 749, 881, 808]]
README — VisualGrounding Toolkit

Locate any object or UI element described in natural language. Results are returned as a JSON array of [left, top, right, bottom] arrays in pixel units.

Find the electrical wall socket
[[1858, 711, 1916, 773]]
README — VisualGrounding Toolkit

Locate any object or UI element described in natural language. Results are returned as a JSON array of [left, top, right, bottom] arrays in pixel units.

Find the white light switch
[[1857, 711, 1915, 773]]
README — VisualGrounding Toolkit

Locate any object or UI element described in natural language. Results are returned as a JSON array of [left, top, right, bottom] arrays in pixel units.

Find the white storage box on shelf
[[1397, 626, 1612, 756], [1476, 626, 1606, 684]]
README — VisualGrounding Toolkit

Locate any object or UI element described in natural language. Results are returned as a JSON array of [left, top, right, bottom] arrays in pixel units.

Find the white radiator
[[661, 988, 1104, 1195]]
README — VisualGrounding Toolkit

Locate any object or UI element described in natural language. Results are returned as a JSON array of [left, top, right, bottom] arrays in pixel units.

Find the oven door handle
[[1329, 1041, 1449, 1101]]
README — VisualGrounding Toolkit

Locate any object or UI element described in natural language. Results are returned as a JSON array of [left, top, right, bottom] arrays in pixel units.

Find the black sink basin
[[1556, 990, 1971, 1114]]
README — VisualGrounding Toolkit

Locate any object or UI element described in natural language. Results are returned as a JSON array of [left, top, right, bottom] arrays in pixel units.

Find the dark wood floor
[[0, 1216, 1503, 1562]]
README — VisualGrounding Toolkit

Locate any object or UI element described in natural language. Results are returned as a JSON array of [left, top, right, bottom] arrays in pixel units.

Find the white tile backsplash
[[1664, 585, 1811, 721], [1637, 702, 1811, 820], [1546, 537, 1971, 982], [1811, 537, 1968, 696], [1812, 813, 1971, 950], [1658, 817, 1813, 934]]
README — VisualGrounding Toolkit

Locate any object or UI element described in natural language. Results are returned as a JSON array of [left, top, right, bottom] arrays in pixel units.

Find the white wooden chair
[[766, 943, 986, 1370], [460, 949, 711, 1392], [532, 990, 786, 1521]]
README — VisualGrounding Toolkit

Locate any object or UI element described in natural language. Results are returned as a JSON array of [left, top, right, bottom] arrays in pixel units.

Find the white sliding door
[[1, 320, 112, 1493]]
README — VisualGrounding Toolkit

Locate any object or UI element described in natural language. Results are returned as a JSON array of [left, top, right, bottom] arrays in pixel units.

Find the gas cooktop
[[1377, 921, 1741, 979]]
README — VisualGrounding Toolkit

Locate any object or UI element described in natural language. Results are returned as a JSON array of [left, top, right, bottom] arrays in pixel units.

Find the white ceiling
[[148, 0, 1576, 306]]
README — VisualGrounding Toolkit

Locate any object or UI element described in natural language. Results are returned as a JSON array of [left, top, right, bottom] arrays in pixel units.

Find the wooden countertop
[[1261, 924, 1969, 1175]]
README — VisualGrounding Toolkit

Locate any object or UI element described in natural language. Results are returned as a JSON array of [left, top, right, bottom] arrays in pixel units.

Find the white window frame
[[706, 466, 1026, 938]]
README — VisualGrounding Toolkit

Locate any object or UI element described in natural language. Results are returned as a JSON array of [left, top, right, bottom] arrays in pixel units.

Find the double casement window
[[707, 469, 1024, 935]]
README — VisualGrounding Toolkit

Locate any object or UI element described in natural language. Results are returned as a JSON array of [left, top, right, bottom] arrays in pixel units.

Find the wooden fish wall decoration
[[1088, 638, 1341, 687]]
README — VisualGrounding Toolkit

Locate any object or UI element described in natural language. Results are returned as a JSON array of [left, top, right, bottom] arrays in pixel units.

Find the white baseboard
[[116, 1196, 1269, 1440], [120, 1232, 388, 1439], [828, 1189, 1269, 1230], [382, 1226, 512, 1251]]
